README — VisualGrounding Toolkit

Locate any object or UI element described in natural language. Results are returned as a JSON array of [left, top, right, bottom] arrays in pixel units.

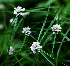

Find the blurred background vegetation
[[0, 0, 70, 66]]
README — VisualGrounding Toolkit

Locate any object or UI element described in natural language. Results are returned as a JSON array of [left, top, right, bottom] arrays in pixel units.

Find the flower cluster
[[9, 46, 14, 55], [30, 42, 42, 54], [14, 6, 29, 17], [22, 26, 31, 36], [51, 24, 62, 34]]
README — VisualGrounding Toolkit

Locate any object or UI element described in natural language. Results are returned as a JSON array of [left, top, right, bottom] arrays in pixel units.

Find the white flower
[[22, 26, 31, 36], [10, 18, 14, 23], [10, 18, 17, 25], [0, 4, 5, 9], [51, 24, 62, 34], [14, 6, 25, 17], [14, 6, 30, 17], [9, 46, 14, 55], [30, 42, 42, 54], [55, 16, 58, 20], [0, 24, 4, 30]]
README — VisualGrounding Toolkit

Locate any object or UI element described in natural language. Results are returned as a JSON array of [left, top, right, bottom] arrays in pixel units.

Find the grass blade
[[37, 14, 48, 42], [20, 36, 27, 51], [61, 32, 70, 41], [52, 33, 56, 53], [56, 28, 70, 66], [40, 50, 55, 66], [42, 33, 53, 47], [30, 34, 37, 41], [13, 52, 31, 65]]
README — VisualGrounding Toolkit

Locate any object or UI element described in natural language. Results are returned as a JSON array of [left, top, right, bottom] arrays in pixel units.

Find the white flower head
[[0, 24, 4, 30], [14, 6, 25, 17], [22, 26, 31, 36], [9, 46, 14, 55], [30, 42, 42, 54], [51, 24, 62, 34]]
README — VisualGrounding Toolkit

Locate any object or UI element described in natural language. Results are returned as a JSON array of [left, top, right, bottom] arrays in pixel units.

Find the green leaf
[[61, 32, 70, 41]]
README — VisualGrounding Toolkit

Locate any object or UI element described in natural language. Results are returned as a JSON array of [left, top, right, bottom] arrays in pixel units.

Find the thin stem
[[37, 14, 48, 42], [20, 36, 27, 51], [52, 33, 56, 53]]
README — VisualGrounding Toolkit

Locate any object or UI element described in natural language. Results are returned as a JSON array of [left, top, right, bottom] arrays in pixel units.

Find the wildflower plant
[[0, 1, 70, 66]]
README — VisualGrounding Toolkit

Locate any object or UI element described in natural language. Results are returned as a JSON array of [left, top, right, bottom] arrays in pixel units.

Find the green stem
[[37, 14, 48, 42], [20, 36, 27, 51], [10, 18, 23, 45], [52, 33, 56, 53]]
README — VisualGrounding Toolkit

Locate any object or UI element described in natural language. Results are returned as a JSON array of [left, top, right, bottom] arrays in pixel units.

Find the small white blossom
[[10, 18, 17, 25], [30, 42, 42, 54], [22, 26, 31, 36], [0, 4, 5, 9], [10, 18, 14, 23], [55, 16, 58, 20], [14, 6, 30, 17], [0, 24, 4, 30], [14, 6, 25, 17], [51, 24, 62, 34], [9, 46, 14, 55]]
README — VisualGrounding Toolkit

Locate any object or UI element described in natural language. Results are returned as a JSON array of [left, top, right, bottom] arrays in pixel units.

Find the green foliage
[[0, 0, 70, 66]]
